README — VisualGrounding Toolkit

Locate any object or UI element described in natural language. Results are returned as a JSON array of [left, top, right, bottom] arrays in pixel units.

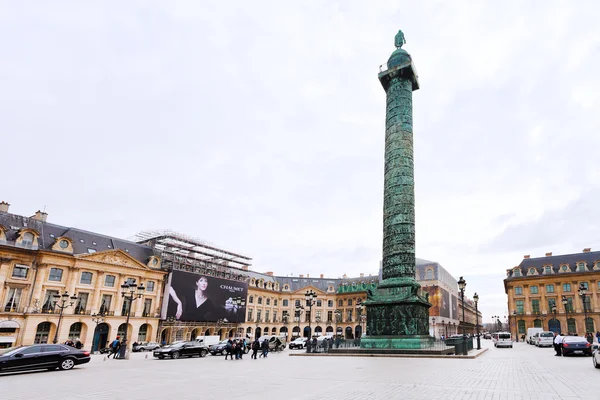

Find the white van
[[534, 331, 554, 347], [194, 335, 220, 346], [493, 332, 513, 348], [526, 328, 544, 344]]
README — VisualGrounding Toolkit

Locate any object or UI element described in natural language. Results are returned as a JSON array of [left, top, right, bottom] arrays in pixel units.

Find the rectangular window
[[122, 297, 131, 316], [48, 268, 63, 282], [294, 299, 300, 307], [146, 281, 155, 292], [80, 272, 93, 285], [546, 284, 555, 293], [273, 311, 277, 322], [42, 290, 59, 313], [328, 300, 333, 308], [316, 300, 322, 307], [516, 300, 524, 314], [87, 248, 96, 254], [316, 310, 322, 321], [581, 282, 589, 290], [518, 320, 526, 334], [530, 286, 538, 294], [566, 297, 574, 313], [514, 269, 521, 277], [346, 309, 353, 322], [247, 309, 253, 321], [104, 275, 115, 287], [347, 299, 353, 306], [99, 294, 112, 314], [265, 310, 270, 322], [327, 310, 333, 321], [548, 298, 556, 311], [338, 299, 343, 307], [563, 283, 571, 292], [248, 296, 254, 304], [282, 299, 288, 307], [544, 266, 552, 274], [274, 299, 278, 306], [11, 265, 29, 279], [143, 299, 152, 317], [578, 263, 586, 272], [74, 293, 89, 314], [258, 297, 263, 305], [531, 299, 540, 314], [257, 310, 262, 321], [4, 287, 22, 312], [515, 287, 523, 295]]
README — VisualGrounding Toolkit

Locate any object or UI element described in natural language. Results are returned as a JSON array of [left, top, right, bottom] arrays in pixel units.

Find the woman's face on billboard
[[196, 276, 208, 291]]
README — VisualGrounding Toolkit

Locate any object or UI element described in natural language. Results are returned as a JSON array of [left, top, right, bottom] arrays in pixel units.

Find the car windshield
[[540, 333, 554, 337], [0, 346, 22, 356], [499, 334, 511, 339], [219, 340, 229, 344], [166, 343, 185, 348], [563, 336, 586, 343]]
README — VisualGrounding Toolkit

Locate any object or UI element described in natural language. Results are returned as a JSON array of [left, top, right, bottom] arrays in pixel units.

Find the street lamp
[[304, 290, 317, 338], [295, 305, 304, 338], [457, 276, 467, 355], [579, 283, 589, 336], [512, 311, 517, 341], [334, 309, 342, 337], [562, 295, 569, 334], [91, 311, 105, 353], [431, 317, 436, 338], [356, 301, 366, 338], [118, 279, 145, 359], [551, 304, 557, 332], [473, 292, 481, 350], [52, 291, 78, 344]]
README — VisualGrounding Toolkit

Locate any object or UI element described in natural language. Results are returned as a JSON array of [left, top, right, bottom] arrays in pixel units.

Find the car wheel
[[510, 346, 513, 348], [200, 350, 208, 358], [594, 356, 600, 368], [59, 358, 76, 371], [172, 351, 180, 359]]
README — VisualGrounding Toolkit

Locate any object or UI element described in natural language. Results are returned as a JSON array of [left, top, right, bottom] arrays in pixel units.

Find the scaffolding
[[133, 230, 252, 282]]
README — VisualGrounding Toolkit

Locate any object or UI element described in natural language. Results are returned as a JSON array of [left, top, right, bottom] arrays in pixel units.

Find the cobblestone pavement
[[2, 339, 600, 400]]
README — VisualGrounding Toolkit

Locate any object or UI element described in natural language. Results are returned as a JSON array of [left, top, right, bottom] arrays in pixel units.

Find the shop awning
[[0, 320, 19, 329], [0, 337, 16, 344]]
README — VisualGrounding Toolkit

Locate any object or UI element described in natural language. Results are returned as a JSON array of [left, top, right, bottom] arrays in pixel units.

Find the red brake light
[[586, 343, 591, 347], [83, 351, 90, 356], [563, 343, 569, 347]]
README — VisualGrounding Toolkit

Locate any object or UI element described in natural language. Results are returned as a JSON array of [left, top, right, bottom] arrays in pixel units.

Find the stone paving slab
[[1, 340, 599, 399]]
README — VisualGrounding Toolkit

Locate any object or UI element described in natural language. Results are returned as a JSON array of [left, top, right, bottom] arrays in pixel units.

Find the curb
[[288, 348, 489, 359]]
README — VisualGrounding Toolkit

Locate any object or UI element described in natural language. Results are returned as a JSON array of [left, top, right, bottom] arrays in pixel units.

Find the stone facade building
[[0, 202, 166, 349], [504, 249, 600, 337]]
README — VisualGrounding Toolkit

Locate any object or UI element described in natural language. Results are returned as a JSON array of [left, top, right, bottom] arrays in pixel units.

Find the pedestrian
[[312, 337, 317, 352], [224, 338, 234, 360], [107, 336, 121, 359], [596, 331, 600, 344], [323, 337, 329, 353], [553, 332, 563, 357], [251, 338, 259, 359], [260, 338, 269, 358], [75, 338, 82, 349], [235, 340, 242, 360], [239, 340, 245, 359]]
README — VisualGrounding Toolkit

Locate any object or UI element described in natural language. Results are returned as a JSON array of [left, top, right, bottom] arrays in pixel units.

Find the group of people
[[106, 336, 125, 359], [63, 338, 83, 349], [224, 338, 270, 360]]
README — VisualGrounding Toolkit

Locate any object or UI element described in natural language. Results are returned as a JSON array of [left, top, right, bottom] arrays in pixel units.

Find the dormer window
[[544, 266, 552, 274], [528, 268, 536, 275], [513, 268, 521, 277], [562, 265, 569, 272], [578, 263, 586, 272]]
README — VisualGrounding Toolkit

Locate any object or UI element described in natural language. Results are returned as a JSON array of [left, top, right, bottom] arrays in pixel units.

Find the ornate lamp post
[[562, 295, 569, 334], [52, 291, 78, 344], [457, 276, 467, 355], [356, 301, 367, 337], [473, 292, 481, 350], [90, 311, 105, 353], [118, 279, 145, 359], [431, 317, 436, 338], [578, 283, 589, 336], [304, 290, 317, 338], [512, 311, 517, 341], [295, 305, 304, 338]]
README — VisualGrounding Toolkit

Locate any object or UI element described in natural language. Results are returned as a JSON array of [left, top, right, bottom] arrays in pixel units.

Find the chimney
[[32, 210, 48, 222], [583, 248, 592, 253], [360, 273, 364, 278], [299, 274, 304, 278], [524, 255, 530, 259], [320, 274, 324, 279], [307, 274, 310, 278], [545, 252, 552, 257], [0, 201, 9, 213], [342, 273, 347, 278], [265, 271, 273, 276]]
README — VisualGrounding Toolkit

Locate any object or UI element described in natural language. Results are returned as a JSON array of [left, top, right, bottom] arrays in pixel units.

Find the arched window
[[68, 322, 82, 340], [35, 322, 51, 344], [425, 269, 433, 280], [586, 318, 595, 333], [258, 297, 263, 305], [266, 298, 270, 306], [138, 324, 148, 341], [22, 232, 34, 247], [533, 319, 542, 328], [567, 318, 577, 334], [248, 296, 254, 304], [517, 320, 526, 334]]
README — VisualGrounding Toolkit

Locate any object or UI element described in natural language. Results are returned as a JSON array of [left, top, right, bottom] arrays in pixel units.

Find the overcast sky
[[2, 1, 600, 323]]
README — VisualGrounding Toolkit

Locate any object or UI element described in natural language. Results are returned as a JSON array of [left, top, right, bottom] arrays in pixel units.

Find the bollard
[[103, 356, 107, 361]]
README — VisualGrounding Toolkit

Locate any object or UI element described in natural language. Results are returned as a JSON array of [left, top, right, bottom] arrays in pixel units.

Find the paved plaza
[[2, 340, 600, 400]]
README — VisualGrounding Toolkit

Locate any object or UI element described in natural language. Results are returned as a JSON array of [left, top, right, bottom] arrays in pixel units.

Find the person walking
[[224, 338, 234, 360], [553, 332, 563, 357], [239, 340, 245, 360], [251, 338, 259, 359], [107, 336, 121, 359], [260, 338, 269, 358]]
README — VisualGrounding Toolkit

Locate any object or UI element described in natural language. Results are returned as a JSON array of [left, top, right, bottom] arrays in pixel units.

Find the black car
[[562, 336, 592, 356], [153, 342, 208, 359], [0, 344, 91, 373]]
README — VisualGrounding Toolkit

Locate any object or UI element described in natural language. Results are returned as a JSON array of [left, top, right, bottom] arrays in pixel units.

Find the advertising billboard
[[162, 270, 248, 323], [451, 294, 458, 320], [421, 286, 450, 318]]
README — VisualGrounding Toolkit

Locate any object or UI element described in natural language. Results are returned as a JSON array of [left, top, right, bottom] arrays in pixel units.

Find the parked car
[[209, 339, 231, 355], [153, 341, 208, 359], [561, 336, 592, 356], [526, 328, 544, 344], [493, 332, 513, 348], [0, 344, 91, 373], [483, 333, 492, 340], [134, 342, 160, 352], [533, 331, 554, 347], [289, 337, 308, 349], [592, 347, 600, 368]]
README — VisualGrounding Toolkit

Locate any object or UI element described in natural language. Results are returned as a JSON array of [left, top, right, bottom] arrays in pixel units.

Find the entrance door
[[548, 319, 561, 333], [93, 323, 109, 352]]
